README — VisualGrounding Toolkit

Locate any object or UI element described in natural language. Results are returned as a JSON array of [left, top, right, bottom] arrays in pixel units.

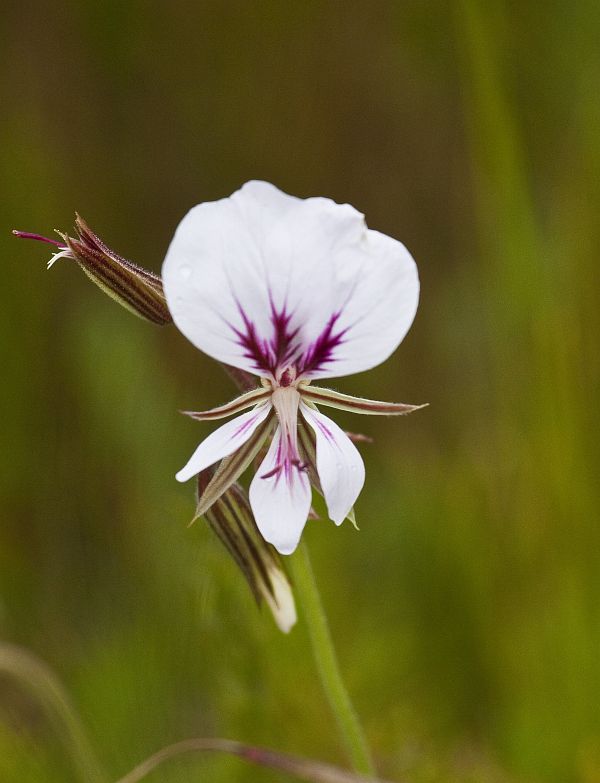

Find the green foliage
[[1, 1, 599, 781]]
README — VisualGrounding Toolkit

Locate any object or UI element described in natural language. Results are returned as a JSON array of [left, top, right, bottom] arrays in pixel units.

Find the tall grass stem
[[0, 642, 106, 783]]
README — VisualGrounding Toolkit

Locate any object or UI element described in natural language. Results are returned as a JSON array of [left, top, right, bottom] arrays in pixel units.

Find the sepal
[[182, 387, 269, 421], [301, 385, 427, 416]]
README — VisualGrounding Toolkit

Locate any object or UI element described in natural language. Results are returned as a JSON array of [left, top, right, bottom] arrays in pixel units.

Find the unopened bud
[[198, 470, 297, 633], [14, 215, 172, 325]]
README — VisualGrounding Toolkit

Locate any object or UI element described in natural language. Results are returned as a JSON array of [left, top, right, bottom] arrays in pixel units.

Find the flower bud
[[14, 216, 172, 325], [197, 470, 297, 633]]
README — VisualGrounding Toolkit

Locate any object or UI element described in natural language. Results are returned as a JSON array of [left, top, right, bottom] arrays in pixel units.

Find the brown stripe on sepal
[[194, 469, 296, 632], [64, 228, 172, 324], [301, 386, 427, 416], [74, 215, 165, 291]]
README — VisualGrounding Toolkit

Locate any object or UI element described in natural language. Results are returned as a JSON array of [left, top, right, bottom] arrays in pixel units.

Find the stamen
[[47, 249, 73, 269]]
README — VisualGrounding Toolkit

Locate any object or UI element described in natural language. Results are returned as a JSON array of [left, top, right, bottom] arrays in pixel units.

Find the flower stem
[[290, 542, 375, 777]]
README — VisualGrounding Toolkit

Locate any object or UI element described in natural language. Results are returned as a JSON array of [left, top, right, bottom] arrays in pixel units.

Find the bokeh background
[[1, 2, 599, 781]]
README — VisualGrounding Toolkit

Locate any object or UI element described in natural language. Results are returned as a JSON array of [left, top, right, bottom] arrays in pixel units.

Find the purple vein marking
[[233, 410, 263, 437], [232, 296, 348, 377], [297, 312, 347, 375], [315, 417, 335, 443], [232, 297, 301, 374], [260, 428, 307, 486]]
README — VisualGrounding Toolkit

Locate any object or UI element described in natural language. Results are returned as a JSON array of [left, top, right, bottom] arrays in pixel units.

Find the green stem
[[290, 542, 375, 777]]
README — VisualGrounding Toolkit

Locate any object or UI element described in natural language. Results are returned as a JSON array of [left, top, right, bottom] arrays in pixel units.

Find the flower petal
[[162, 181, 418, 379], [296, 227, 419, 379], [176, 404, 271, 483], [249, 426, 312, 555], [300, 403, 365, 525], [162, 181, 301, 376]]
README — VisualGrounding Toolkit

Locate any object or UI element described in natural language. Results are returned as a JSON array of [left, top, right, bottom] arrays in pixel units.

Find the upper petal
[[296, 227, 419, 379], [162, 181, 300, 376], [162, 181, 418, 379], [249, 426, 312, 555], [176, 403, 271, 482], [300, 403, 365, 524]]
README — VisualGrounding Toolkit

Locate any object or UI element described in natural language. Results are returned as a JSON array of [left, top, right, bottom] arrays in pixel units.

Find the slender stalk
[[0, 642, 106, 783], [290, 542, 375, 777], [115, 737, 390, 783]]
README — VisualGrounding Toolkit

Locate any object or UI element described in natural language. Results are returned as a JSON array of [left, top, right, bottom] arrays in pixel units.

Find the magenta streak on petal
[[12, 230, 67, 249], [232, 297, 302, 375], [232, 411, 263, 437], [260, 429, 306, 486], [231, 295, 349, 377], [297, 312, 348, 376], [314, 417, 335, 442]]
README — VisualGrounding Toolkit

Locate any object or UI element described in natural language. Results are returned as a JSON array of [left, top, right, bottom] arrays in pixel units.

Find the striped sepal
[[182, 387, 270, 421], [301, 386, 427, 416]]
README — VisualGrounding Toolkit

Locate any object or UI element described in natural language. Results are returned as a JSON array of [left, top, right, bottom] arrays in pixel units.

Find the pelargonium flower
[[163, 181, 422, 555]]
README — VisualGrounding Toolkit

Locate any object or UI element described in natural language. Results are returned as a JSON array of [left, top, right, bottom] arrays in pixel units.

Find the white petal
[[298, 227, 419, 379], [162, 181, 300, 376], [300, 403, 365, 524], [249, 426, 312, 555], [162, 181, 418, 379], [176, 404, 271, 482]]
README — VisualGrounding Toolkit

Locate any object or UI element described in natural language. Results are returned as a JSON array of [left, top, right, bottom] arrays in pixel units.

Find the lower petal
[[249, 426, 312, 555], [176, 404, 271, 482], [300, 403, 365, 524]]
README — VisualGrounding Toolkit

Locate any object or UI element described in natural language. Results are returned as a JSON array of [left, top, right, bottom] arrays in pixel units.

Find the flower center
[[276, 365, 298, 387]]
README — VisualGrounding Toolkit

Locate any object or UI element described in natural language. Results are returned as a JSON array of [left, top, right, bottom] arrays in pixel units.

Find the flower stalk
[[115, 737, 390, 783], [290, 542, 376, 777]]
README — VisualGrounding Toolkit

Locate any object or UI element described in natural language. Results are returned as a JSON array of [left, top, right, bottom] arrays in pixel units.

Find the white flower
[[162, 181, 422, 555]]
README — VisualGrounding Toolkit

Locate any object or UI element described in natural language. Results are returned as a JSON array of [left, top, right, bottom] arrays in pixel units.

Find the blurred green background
[[1, 2, 599, 781]]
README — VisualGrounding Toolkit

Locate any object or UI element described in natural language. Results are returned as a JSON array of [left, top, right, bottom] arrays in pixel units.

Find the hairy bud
[[14, 215, 172, 325]]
